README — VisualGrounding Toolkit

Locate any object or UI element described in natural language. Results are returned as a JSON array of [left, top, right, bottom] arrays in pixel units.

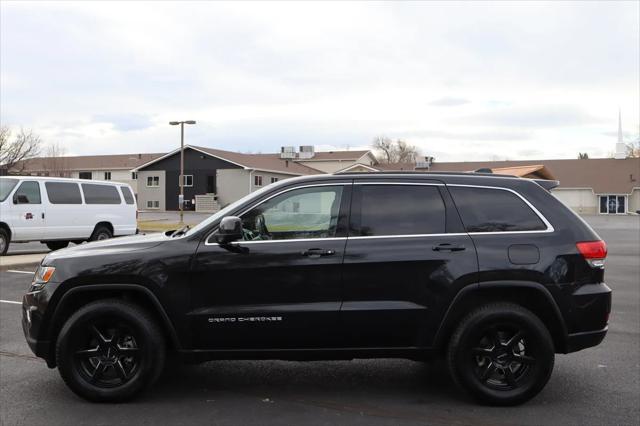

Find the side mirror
[[214, 216, 242, 244], [13, 194, 29, 204]]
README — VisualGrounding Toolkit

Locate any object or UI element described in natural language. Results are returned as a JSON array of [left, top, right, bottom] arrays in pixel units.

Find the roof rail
[[334, 170, 518, 178], [533, 179, 560, 191]]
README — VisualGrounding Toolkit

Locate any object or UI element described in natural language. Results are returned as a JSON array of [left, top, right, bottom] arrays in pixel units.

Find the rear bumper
[[566, 327, 608, 353]]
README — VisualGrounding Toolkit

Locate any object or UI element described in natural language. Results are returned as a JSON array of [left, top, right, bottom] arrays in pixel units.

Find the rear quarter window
[[449, 186, 547, 232], [81, 183, 122, 204], [45, 182, 83, 204], [120, 186, 135, 205]]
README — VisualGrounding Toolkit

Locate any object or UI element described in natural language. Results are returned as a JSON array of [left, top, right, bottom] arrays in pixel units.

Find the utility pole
[[169, 120, 196, 224]]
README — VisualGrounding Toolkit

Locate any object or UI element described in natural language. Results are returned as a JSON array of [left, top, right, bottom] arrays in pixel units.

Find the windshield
[[0, 178, 19, 202], [185, 184, 276, 236]]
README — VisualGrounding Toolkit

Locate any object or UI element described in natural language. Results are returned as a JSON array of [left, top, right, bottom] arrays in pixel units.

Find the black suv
[[22, 172, 611, 405]]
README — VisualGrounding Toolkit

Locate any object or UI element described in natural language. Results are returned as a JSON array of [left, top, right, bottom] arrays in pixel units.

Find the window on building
[[81, 184, 121, 204], [254, 175, 263, 187], [181, 175, 193, 187], [146, 200, 160, 209], [45, 182, 82, 204], [239, 186, 343, 241], [104, 172, 111, 180], [270, 177, 279, 184], [13, 181, 41, 204], [449, 186, 547, 232], [147, 176, 160, 187], [353, 185, 446, 236], [120, 186, 135, 205], [79, 172, 92, 180], [43, 171, 50, 177], [131, 172, 138, 180], [599, 195, 626, 214]]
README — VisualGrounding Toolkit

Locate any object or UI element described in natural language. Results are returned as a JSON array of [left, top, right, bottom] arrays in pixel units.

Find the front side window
[[353, 185, 446, 236], [240, 186, 343, 241], [13, 181, 41, 204], [82, 184, 121, 204], [449, 186, 546, 232], [45, 182, 82, 204], [0, 178, 19, 202]]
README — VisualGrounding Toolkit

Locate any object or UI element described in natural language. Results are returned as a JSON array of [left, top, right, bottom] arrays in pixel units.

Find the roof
[[295, 150, 371, 161], [11, 153, 164, 172], [135, 145, 323, 176], [488, 165, 555, 180]]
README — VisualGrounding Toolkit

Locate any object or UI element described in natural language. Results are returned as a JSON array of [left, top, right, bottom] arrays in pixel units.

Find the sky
[[1, 1, 638, 162]]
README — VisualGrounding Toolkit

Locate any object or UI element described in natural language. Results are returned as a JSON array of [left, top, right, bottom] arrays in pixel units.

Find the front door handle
[[301, 248, 336, 258], [432, 243, 466, 252]]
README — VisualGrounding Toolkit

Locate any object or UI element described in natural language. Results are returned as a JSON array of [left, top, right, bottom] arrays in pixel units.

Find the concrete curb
[[0, 254, 46, 268]]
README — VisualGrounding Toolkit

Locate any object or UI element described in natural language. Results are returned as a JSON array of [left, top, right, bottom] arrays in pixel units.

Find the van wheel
[[447, 303, 554, 406], [90, 225, 112, 241], [56, 299, 166, 402], [46, 241, 69, 251], [0, 228, 9, 255]]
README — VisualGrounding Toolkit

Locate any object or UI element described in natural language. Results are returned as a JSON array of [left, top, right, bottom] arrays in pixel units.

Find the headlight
[[31, 266, 56, 290]]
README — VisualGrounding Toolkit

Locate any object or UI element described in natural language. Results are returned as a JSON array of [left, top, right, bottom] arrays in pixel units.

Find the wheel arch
[[0, 221, 11, 238], [433, 281, 568, 354], [46, 284, 181, 367], [93, 221, 114, 236]]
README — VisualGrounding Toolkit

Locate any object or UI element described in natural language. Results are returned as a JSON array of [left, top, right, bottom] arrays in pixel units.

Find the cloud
[[93, 114, 153, 131], [458, 105, 604, 128], [429, 97, 470, 107]]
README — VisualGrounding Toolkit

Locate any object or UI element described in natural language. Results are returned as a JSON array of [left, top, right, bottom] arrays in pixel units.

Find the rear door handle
[[432, 243, 466, 252], [301, 248, 336, 258]]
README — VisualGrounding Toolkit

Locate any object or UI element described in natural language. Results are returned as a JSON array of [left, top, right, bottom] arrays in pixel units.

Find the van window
[[13, 181, 41, 204], [0, 178, 19, 201], [120, 186, 135, 204], [45, 182, 82, 204], [449, 186, 546, 232], [82, 184, 122, 204], [353, 185, 446, 236]]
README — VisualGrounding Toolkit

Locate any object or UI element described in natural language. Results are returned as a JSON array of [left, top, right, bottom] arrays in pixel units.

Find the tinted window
[[45, 182, 82, 204], [240, 186, 343, 240], [120, 186, 135, 204], [355, 185, 446, 236], [0, 178, 19, 201], [82, 183, 121, 204], [449, 186, 546, 232], [14, 181, 41, 204]]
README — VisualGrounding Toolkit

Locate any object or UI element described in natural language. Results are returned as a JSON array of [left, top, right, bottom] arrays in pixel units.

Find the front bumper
[[22, 285, 58, 368]]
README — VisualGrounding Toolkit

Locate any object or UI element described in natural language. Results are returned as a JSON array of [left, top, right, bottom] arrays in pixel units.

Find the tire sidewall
[[91, 227, 112, 241], [451, 307, 554, 405], [56, 302, 161, 402], [0, 229, 9, 255]]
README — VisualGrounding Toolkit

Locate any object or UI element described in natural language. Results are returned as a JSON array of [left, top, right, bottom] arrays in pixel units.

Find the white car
[[0, 176, 137, 255]]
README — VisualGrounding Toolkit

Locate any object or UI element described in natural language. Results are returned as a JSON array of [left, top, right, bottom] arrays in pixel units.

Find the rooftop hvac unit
[[415, 156, 434, 169], [280, 146, 297, 159], [298, 145, 315, 159]]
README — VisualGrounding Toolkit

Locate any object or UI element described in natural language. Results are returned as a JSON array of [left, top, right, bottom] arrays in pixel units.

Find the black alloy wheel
[[447, 303, 554, 406]]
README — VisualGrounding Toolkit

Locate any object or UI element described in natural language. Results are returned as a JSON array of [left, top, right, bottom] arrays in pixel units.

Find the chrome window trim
[[446, 183, 555, 234], [353, 182, 444, 186], [348, 233, 467, 240]]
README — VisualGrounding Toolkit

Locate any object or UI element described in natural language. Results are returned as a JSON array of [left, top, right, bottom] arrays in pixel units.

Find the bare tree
[[43, 142, 68, 176], [578, 152, 589, 159], [626, 137, 640, 158], [0, 127, 42, 172], [372, 136, 421, 163]]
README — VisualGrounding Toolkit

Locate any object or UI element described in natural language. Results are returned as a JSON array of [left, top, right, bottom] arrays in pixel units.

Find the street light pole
[[169, 120, 196, 225]]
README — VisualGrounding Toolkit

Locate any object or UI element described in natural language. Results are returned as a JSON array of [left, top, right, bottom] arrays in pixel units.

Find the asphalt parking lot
[[0, 215, 638, 425]]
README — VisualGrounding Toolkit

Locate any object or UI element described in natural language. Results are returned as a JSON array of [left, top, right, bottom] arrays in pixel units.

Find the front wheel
[[0, 228, 9, 256], [56, 299, 166, 402], [447, 303, 554, 406]]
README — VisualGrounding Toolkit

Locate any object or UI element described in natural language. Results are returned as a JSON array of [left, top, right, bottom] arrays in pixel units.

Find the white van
[[0, 176, 137, 255]]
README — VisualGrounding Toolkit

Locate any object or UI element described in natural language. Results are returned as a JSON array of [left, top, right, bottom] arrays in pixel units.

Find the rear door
[[8, 180, 46, 241], [340, 181, 478, 348]]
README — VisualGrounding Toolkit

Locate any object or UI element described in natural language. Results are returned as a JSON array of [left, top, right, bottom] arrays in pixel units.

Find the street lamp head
[[185, 120, 196, 125], [169, 121, 180, 125]]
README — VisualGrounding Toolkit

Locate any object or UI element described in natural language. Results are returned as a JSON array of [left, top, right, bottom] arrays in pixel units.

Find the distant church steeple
[[614, 109, 627, 159]]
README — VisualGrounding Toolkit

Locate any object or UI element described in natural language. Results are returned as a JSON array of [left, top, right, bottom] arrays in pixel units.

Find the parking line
[[7, 270, 34, 275], [0, 300, 21, 305]]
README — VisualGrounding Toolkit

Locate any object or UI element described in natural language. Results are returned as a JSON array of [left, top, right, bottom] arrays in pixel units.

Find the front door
[[340, 182, 478, 348], [9, 180, 46, 241], [190, 182, 351, 350]]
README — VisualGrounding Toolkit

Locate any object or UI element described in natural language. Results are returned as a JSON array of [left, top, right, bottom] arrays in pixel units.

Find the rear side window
[[354, 185, 446, 236], [449, 186, 547, 232], [81, 183, 121, 204], [120, 186, 135, 204], [45, 182, 82, 204]]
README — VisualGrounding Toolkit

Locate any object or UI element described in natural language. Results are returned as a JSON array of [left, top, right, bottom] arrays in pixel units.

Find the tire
[[46, 241, 69, 251], [0, 228, 9, 256], [89, 225, 113, 242], [447, 303, 554, 406], [56, 299, 166, 402]]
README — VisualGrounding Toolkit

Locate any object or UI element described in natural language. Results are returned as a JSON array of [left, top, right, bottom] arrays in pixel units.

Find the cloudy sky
[[1, 1, 638, 161]]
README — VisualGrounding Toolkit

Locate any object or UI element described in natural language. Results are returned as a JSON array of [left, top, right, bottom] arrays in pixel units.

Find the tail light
[[576, 240, 607, 268]]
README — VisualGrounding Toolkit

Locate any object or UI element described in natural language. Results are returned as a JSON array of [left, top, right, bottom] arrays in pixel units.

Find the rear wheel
[[56, 299, 166, 402], [46, 241, 69, 251], [0, 228, 9, 256], [447, 303, 554, 406], [89, 225, 112, 242]]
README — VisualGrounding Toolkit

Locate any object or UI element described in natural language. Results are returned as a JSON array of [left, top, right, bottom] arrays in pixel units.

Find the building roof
[[296, 150, 372, 161], [11, 153, 164, 172]]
